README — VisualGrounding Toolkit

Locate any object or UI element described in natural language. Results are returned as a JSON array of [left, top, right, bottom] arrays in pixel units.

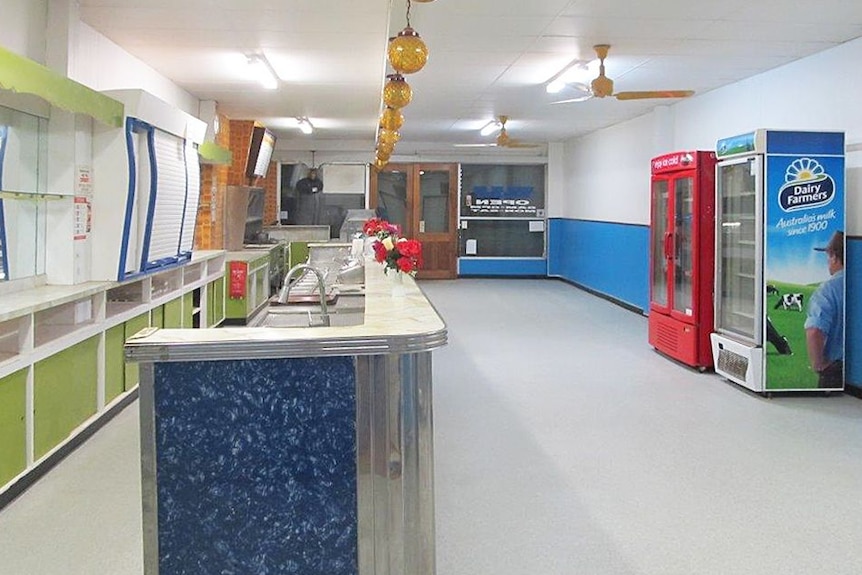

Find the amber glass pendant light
[[387, 0, 429, 74], [379, 106, 404, 131], [382, 73, 413, 109]]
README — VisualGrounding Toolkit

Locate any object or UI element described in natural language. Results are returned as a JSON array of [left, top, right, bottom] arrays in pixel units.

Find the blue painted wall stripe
[[458, 258, 547, 276], [547, 218, 650, 313], [846, 237, 861, 388]]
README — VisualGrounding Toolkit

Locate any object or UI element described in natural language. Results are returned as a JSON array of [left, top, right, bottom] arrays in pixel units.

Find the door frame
[[370, 163, 458, 279]]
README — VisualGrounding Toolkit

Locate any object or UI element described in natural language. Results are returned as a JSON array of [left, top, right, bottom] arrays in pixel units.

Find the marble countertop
[[125, 261, 447, 362]]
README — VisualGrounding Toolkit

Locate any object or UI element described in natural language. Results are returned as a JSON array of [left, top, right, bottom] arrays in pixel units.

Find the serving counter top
[[125, 260, 447, 362]]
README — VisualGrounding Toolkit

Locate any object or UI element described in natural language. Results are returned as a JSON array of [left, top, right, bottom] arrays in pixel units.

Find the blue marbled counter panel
[[153, 357, 357, 575]]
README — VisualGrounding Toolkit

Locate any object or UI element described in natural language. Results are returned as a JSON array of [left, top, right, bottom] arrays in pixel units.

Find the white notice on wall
[[465, 239, 477, 255], [76, 166, 93, 195], [529, 220, 545, 232], [74, 196, 91, 240]]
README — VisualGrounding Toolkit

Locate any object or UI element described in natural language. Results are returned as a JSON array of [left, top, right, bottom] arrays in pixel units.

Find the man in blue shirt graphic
[[805, 230, 844, 388]]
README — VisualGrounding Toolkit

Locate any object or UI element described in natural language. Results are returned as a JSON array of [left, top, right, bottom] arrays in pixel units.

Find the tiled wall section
[[195, 117, 278, 249], [195, 113, 231, 250]]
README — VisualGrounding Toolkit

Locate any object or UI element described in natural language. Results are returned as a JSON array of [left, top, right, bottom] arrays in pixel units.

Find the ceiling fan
[[550, 44, 695, 104], [455, 116, 542, 148]]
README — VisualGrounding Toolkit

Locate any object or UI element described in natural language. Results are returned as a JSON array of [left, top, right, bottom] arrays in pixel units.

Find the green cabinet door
[[33, 336, 99, 460], [124, 313, 149, 390], [0, 368, 27, 486], [151, 305, 164, 329], [213, 277, 225, 326], [207, 277, 226, 327], [182, 291, 194, 328], [104, 324, 125, 403], [163, 297, 183, 328]]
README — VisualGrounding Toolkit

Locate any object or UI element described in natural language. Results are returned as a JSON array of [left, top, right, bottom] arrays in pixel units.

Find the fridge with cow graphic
[[710, 130, 845, 393]]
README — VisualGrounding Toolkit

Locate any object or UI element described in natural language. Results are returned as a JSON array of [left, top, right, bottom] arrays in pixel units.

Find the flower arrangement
[[363, 217, 423, 276]]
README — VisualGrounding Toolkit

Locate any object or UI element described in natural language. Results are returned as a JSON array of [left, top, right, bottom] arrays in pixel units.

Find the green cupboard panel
[[213, 277, 225, 326], [0, 368, 27, 486], [33, 336, 99, 460], [289, 241, 309, 268], [124, 313, 149, 390], [163, 298, 183, 328], [208, 277, 226, 327], [182, 291, 194, 328], [104, 324, 125, 403], [151, 305, 164, 329]]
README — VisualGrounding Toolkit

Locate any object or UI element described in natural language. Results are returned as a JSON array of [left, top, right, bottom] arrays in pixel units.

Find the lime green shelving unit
[[1, 250, 228, 497], [0, 369, 28, 486]]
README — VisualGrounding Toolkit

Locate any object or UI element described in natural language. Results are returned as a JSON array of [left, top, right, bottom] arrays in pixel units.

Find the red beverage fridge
[[648, 151, 717, 370]]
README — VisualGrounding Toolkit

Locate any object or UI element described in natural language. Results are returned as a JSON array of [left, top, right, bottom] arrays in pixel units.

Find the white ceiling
[[78, 0, 862, 152]]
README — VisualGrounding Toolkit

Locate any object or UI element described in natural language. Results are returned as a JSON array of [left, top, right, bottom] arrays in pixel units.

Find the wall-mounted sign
[[76, 165, 93, 195], [464, 185, 543, 217], [229, 261, 248, 299]]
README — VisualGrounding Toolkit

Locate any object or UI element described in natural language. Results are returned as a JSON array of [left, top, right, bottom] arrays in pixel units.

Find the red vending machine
[[648, 151, 717, 370]]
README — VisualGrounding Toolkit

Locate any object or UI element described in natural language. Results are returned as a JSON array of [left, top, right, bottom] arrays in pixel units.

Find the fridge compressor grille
[[656, 323, 678, 352], [718, 348, 748, 381]]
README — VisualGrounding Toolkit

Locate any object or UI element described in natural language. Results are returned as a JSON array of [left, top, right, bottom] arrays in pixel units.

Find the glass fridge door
[[650, 177, 670, 310], [715, 156, 762, 344], [672, 175, 694, 319]]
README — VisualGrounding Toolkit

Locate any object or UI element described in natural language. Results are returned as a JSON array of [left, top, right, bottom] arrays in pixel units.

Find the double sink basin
[[255, 292, 365, 328], [250, 271, 366, 329]]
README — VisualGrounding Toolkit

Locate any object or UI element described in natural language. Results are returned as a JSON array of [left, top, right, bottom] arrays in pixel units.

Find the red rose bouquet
[[364, 218, 423, 276], [362, 217, 400, 240]]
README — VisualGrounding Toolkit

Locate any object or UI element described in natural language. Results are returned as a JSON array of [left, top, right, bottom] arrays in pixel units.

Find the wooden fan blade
[[614, 90, 694, 101], [504, 142, 543, 149]]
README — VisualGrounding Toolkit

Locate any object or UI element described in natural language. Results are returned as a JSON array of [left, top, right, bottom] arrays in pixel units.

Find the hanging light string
[[405, 0, 412, 28]]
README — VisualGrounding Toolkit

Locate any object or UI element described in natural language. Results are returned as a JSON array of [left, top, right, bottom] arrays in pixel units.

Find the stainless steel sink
[[252, 292, 365, 328], [258, 310, 364, 328]]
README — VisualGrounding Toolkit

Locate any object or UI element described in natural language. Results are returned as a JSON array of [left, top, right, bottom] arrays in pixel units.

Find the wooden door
[[370, 163, 458, 279]]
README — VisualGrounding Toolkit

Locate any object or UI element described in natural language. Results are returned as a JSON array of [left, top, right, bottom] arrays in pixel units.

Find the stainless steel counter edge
[[125, 262, 448, 362]]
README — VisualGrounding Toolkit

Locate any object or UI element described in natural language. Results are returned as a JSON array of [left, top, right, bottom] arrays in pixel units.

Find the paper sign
[[74, 196, 91, 240], [465, 239, 477, 255], [529, 220, 545, 232], [76, 166, 92, 195]]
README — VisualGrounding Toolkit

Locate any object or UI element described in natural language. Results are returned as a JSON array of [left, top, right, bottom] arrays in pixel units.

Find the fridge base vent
[[718, 348, 748, 381]]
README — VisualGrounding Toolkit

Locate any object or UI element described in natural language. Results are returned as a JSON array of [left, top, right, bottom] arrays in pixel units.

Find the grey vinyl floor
[[2, 278, 862, 574]]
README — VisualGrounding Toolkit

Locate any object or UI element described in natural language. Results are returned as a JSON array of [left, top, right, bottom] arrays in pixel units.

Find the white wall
[[561, 36, 862, 234], [72, 23, 199, 116], [562, 112, 655, 224], [0, 0, 47, 62]]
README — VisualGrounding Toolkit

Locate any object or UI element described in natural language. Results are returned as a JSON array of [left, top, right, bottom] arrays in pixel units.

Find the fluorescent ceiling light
[[479, 120, 499, 136], [545, 58, 591, 92], [546, 79, 566, 94], [297, 117, 314, 134], [248, 54, 279, 90]]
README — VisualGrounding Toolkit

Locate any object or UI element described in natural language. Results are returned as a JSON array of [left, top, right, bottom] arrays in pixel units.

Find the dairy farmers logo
[[778, 157, 835, 212]]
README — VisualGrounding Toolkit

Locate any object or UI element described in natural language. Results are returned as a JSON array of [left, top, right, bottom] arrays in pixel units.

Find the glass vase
[[390, 271, 406, 297]]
